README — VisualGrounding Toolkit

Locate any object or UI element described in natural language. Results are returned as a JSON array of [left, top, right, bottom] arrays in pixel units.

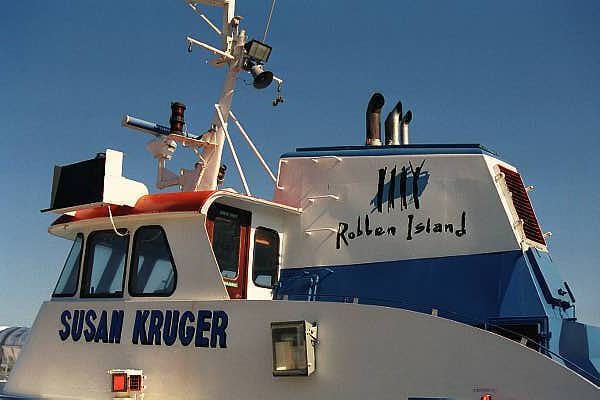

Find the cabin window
[[210, 208, 245, 279], [81, 230, 129, 298], [129, 226, 177, 296], [252, 227, 280, 288], [206, 204, 251, 299], [53, 233, 84, 297]]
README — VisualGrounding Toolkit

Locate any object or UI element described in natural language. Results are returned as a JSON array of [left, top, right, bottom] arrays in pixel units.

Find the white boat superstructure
[[2, 1, 600, 399]]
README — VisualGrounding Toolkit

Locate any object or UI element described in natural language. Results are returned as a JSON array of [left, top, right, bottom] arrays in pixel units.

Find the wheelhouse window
[[210, 207, 247, 279], [207, 204, 251, 299], [252, 227, 280, 288], [53, 233, 83, 297], [81, 230, 129, 298], [129, 226, 176, 296]]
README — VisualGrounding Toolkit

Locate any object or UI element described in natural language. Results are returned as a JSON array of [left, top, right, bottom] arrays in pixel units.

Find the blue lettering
[[195, 310, 212, 348], [132, 310, 150, 345], [163, 310, 179, 346], [94, 310, 109, 343], [58, 310, 71, 341], [148, 310, 164, 345], [83, 310, 97, 342], [211, 311, 228, 348], [71, 310, 84, 341], [109, 310, 124, 344], [179, 311, 195, 346]]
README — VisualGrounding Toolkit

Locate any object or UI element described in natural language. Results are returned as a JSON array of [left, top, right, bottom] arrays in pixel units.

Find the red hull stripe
[[51, 191, 216, 226]]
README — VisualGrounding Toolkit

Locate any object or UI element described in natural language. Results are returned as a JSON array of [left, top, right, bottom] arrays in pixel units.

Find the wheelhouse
[[48, 191, 300, 302]]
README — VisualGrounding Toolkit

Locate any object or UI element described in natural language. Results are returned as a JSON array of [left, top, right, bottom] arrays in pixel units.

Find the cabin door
[[206, 204, 251, 299]]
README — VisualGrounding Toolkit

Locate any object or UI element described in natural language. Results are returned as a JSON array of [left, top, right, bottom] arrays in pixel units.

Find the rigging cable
[[107, 205, 129, 237], [262, 0, 277, 42]]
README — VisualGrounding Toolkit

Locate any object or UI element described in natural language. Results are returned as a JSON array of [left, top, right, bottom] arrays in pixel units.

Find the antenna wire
[[262, 0, 277, 42]]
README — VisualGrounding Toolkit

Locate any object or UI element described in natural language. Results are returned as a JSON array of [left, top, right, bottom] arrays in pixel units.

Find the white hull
[[6, 300, 598, 399]]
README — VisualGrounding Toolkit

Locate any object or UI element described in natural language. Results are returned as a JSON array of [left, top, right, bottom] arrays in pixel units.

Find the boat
[[2, 1, 599, 399]]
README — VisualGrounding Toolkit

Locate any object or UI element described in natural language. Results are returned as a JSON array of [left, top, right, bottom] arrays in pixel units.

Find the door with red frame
[[206, 203, 251, 299]]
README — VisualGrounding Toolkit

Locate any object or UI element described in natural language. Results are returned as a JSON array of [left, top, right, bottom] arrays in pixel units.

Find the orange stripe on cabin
[[51, 191, 217, 226]]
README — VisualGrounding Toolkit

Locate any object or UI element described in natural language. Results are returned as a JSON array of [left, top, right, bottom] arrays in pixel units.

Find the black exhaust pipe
[[384, 101, 402, 145], [366, 93, 385, 146]]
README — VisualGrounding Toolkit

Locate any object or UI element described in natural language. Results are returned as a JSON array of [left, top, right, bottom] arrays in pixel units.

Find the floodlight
[[245, 39, 272, 63], [271, 321, 317, 376]]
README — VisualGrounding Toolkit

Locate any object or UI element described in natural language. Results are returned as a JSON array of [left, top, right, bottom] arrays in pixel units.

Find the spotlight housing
[[244, 39, 272, 63]]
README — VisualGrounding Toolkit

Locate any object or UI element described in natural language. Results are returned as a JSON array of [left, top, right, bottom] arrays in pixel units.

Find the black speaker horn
[[250, 64, 274, 89]]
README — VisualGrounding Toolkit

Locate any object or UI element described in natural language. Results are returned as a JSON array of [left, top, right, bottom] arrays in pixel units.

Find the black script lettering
[[407, 214, 414, 240], [336, 222, 349, 249], [415, 222, 425, 235], [356, 216, 363, 237], [455, 211, 467, 237], [365, 215, 373, 235]]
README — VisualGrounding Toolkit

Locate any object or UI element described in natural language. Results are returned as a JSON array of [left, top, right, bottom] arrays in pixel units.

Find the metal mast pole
[[190, 0, 245, 191]]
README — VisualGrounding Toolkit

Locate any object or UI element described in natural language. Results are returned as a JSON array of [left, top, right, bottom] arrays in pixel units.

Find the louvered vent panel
[[499, 166, 546, 246], [129, 375, 142, 391]]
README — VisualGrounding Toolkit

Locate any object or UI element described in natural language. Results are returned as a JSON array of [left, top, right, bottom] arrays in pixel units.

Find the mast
[[188, 0, 243, 191], [122, 0, 282, 193]]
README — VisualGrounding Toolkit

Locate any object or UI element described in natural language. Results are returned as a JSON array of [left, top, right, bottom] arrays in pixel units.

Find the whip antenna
[[262, 0, 277, 42]]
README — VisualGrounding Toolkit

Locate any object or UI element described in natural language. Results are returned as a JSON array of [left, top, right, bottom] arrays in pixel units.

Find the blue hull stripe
[[277, 250, 546, 323]]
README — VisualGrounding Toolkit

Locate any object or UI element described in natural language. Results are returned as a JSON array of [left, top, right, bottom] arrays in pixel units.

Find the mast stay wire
[[262, 0, 277, 42]]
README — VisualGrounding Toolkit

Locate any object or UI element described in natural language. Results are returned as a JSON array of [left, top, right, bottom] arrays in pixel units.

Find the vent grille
[[499, 166, 546, 246], [129, 375, 142, 391]]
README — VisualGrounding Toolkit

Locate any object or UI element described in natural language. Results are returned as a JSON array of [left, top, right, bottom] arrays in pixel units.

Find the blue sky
[[0, 1, 599, 326]]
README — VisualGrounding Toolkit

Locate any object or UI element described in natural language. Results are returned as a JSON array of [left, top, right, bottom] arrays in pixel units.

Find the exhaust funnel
[[401, 110, 412, 145], [384, 101, 402, 145], [366, 93, 385, 146]]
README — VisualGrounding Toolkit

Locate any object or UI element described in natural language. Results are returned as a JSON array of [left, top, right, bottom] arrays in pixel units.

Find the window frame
[[80, 229, 130, 299], [252, 226, 280, 289], [206, 203, 251, 299], [128, 225, 178, 298], [52, 233, 84, 298]]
